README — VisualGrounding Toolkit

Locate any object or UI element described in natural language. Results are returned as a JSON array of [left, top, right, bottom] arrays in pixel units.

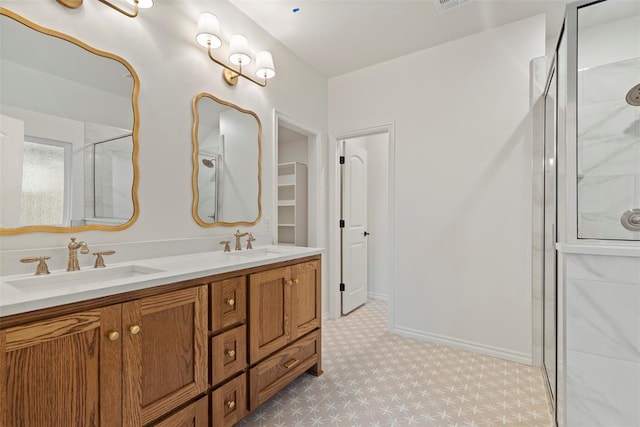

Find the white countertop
[[0, 245, 323, 318]]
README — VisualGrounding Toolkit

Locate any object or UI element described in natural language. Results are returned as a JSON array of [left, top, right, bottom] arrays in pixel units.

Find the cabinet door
[[290, 260, 321, 341], [0, 305, 122, 427], [249, 266, 291, 364], [122, 286, 208, 426]]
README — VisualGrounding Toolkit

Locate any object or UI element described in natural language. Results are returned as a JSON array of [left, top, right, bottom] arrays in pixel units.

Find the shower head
[[626, 83, 640, 106], [202, 158, 215, 168]]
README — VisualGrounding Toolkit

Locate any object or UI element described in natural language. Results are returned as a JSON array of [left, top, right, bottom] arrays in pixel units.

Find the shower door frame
[[541, 58, 558, 413]]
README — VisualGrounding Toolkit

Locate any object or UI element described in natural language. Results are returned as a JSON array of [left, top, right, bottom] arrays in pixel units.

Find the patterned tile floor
[[239, 300, 554, 427]]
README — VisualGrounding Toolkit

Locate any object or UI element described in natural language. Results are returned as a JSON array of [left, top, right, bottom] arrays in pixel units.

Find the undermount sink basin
[[6, 265, 165, 290], [226, 246, 290, 257]]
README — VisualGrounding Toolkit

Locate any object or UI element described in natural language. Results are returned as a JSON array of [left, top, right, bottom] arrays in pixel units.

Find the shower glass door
[[543, 65, 558, 403], [576, 0, 640, 240]]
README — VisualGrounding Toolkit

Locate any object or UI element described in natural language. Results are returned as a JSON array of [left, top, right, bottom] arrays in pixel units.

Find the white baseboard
[[367, 292, 388, 301], [392, 325, 532, 366]]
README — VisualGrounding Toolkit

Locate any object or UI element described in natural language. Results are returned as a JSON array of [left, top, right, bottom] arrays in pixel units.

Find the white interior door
[[341, 141, 368, 315]]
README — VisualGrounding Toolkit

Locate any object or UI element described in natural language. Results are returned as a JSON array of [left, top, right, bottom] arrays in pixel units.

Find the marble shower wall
[[565, 252, 640, 427], [577, 57, 640, 240]]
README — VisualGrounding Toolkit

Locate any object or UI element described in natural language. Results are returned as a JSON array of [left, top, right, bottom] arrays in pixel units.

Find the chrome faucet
[[233, 230, 248, 251], [67, 237, 89, 271]]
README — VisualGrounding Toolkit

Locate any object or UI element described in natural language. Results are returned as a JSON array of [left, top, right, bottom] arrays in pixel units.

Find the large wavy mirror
[[0, 8, 139, 235], [192, 93, 261, 227]]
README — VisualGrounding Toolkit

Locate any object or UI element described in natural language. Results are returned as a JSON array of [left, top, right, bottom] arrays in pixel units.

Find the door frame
[[328, 123, 395, 324], [273, 110, 322, 248]]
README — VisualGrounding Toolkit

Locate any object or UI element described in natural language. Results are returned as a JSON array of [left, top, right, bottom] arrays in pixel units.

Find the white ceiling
[[229, 0, 571, 77]]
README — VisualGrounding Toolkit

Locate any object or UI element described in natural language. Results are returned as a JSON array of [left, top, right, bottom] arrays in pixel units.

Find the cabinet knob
[[286, 280, 293, 285], [226, 298, 235, 306], [108, 331, 120, 341], [225, 400, 236, 410], [225, 349, 236, 358], [293, 278, 299, 284], [129, 325, 141, 335]]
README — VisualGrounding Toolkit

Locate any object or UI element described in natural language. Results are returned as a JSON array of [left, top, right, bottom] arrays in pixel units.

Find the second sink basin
[[7, 265, 165, 291], [226, 246, 297, 258]]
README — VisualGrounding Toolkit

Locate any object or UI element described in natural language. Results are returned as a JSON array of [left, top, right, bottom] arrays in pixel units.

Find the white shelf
[[277, 162, 307, 246]]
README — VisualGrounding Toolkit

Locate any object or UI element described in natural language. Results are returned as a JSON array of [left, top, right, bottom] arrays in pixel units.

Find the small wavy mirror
[[0, 8, 139, 235], [192, 93, 261, 227]]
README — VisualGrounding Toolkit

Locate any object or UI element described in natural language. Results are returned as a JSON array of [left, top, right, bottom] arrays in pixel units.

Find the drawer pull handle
[[283, 358, 299, 369], [129, 325, 141, 335], [226, 298, 235, 306], [225, 400, 236, 410], [108, 331, 120, 341], [225, 349, 236, 358]]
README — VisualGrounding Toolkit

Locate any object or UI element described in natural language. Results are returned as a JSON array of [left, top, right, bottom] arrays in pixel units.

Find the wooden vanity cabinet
[[0, 285, 208, 427], [0, 254, 321, 427], [248, 259, 321, 364], [247, 259, 322, 411]]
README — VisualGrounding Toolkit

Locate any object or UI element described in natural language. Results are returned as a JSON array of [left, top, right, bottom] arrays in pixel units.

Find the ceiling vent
[[435, 0, 472, 14]]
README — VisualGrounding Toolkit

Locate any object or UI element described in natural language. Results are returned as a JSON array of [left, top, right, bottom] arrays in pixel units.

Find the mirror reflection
[[0, 9, 139, 234], [192, 93, 261, 227]]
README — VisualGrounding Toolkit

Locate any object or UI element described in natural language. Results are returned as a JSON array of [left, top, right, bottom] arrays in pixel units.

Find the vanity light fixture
[[196, 12, 276, 87], [56, 0, 153, 18]]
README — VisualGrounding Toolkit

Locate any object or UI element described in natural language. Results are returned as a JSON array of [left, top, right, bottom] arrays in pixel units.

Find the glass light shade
[[126, 0, 153, 8], [255, 51, 276, 79], [229, 34, 251, 65], [196, 12, 222, 49]]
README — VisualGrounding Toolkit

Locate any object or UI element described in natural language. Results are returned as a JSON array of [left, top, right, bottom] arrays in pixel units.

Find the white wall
[[0, 0, 328, 299], [329, 15, 545, 362], [278, 138, 308, 165]]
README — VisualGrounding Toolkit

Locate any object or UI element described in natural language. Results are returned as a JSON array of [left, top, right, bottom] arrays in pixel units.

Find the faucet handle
[[246, 233, 256, 250], [20, 256, 51, 275], [93, 250, 116, 268], [220, 241, 231, 252]]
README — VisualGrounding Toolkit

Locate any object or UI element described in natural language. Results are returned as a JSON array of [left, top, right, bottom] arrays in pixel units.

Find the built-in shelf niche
[[277, 162, 307, 246]]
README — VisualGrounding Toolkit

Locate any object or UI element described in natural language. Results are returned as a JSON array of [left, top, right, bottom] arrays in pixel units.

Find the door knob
[[364, 231, 370, 236]]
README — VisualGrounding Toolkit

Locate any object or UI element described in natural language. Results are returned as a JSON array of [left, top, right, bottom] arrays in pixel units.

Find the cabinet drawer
[[212, 325, 247, 386], [211, 373, 247, 427], [249, 330, 320, 410], [211, 276, 246, 332], [150, 396, 208, 426]]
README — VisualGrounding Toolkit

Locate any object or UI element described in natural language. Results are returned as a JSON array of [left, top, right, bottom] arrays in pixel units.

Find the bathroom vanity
[[0, 246, 323, 426]]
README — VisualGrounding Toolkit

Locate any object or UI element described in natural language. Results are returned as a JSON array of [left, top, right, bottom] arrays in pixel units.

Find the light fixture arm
[[97, 0, 139, 18], [206, 42, 268, 87]]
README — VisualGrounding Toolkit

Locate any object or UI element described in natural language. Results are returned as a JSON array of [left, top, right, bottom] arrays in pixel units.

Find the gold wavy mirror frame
[[192, 93, 262, 227], [0, 8, 140, 235]]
